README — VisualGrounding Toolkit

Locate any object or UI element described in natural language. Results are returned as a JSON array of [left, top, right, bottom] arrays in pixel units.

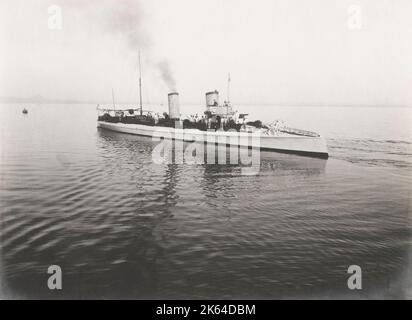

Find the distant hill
[[0, 95, 149, 105], [0, 95, 87, 104], [1, 95, 410, 108]]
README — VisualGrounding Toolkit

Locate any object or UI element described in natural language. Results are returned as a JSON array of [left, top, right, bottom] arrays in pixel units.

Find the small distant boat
[[22, 108, 28, 114]]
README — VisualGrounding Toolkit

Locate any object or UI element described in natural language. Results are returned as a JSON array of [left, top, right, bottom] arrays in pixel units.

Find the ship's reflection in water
[[69, 129, 329, 299], [92, 130, 331, 299], [200, 148, 326, 211], [1, 127, 409, 299]]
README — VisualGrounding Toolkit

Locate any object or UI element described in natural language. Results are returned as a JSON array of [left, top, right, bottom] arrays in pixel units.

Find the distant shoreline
[[1, 102, 411, 109], [1, 97, 411, 108]]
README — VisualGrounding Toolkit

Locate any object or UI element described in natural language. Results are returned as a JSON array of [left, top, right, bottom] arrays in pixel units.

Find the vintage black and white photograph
[[0, 0, 411, 302]]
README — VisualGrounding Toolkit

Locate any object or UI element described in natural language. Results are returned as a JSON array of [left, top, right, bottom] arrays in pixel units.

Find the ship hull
[[97, 121, 329, 159]]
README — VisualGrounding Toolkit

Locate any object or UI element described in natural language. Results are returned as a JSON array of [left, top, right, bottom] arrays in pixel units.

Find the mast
[[226, 73, 231, 117], [138, 50, 143, 115], [227, 72, 231, 103], [112, 88, 116, 111]]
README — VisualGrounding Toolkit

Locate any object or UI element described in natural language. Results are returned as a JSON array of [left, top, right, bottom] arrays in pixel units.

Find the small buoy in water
[[22, 108, 28, 114]]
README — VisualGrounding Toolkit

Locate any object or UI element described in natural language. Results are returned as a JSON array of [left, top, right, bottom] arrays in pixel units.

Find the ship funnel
[[168, 92, 180, 119], [206, 90, 219, 108]]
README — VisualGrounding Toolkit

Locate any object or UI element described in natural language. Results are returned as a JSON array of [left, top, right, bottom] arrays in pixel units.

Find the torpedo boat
[[97, 57, 328, 159]]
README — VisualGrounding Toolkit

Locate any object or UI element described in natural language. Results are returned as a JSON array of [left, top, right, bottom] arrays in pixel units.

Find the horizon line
[[0, 96, 411, 108]]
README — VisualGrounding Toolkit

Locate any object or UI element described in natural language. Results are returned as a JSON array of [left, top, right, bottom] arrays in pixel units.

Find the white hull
[[97, 121, 329, 159]]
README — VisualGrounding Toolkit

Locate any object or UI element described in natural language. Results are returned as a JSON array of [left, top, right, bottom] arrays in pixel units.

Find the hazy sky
[[0, 0, 411, 106]]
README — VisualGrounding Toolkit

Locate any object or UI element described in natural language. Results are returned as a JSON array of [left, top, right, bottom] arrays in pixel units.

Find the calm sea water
[[0, 103, 411, 299]]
